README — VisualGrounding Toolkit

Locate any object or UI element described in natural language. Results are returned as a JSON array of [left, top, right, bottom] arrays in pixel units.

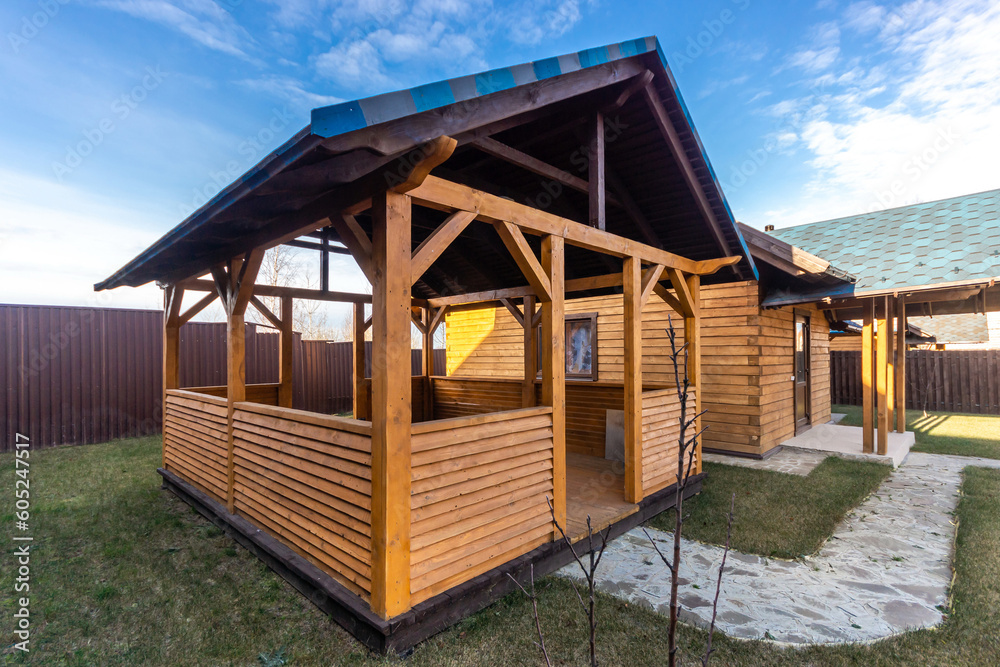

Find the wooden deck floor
[[565, 453, 639, 543]]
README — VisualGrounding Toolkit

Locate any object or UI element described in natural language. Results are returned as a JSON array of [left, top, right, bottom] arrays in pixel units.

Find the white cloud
[[314, 0, 587, 94], [782, 22, 840, 73], [238, 75, 344, 108], [755, 0, 1000, 228], [315, 39, 393, 90], [90, 0, 254, 59]]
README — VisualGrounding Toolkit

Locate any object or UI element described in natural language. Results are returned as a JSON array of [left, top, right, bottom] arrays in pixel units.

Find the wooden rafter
[[390, 136, 457, 194], [588, 111, 606, 230], [427, 305, 447, 334], [250, 295, 282, 329], [178, 291, 217, 326], [407, 175, 742, 277], [667, 268, 697, 317], [605, 166, 660, 248], [640, 264, 665, 307], [493, 221, 553, 302], [410, 210, 477, 285], [499, 297, 524, 326], [328, 213, 374, 284], [652, 283, 684, 314], [164, 284, 184, 328], [177, 278, 429, 308], [423, 262, 737, 309], [642, 83, 735, 265]]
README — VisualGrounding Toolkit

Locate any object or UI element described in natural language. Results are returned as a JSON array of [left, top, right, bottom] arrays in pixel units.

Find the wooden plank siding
[[163, 389, 229, 503], [230, 402, 374, 601], [409, 407, 555, 605], [445, 281, 831, 458]]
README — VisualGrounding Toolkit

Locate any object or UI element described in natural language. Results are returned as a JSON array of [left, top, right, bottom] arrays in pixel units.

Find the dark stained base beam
[[158, 467, 705, 655], [702, 445, 784, 461]]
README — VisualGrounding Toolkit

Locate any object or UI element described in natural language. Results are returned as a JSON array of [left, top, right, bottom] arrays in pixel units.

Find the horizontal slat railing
[[640, 387, 686, 494], [230, 402, 374, 600], [162, 389, 229, 503], [409, 407, 555, 605]]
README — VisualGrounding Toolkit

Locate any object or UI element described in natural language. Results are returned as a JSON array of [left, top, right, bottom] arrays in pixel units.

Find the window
[[536, 312, 598, 381]]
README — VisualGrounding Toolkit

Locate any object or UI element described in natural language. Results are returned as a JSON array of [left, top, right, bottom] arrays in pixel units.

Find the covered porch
[[96, 38, 757, 653], [152, 168, 736, 646]]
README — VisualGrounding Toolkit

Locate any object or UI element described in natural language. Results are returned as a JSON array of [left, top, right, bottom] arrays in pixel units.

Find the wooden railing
[[185, 383, 281, 406], [641, 387, 687, 494], [163, 390, 229, 503], [231, 402, 374, 601], [409, 407, 555, 605]]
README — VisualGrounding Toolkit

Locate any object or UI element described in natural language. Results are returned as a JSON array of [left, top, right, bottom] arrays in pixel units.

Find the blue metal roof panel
[[309, 37, 659, 137]]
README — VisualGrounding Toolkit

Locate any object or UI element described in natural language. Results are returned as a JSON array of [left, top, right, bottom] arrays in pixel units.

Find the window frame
[[536, 311, 599, 381]]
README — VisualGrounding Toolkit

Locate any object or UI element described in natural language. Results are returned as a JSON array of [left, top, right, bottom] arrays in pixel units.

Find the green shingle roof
[[770, 188, 1000, 295]]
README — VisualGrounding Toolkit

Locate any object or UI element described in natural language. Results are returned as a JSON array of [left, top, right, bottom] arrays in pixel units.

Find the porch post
[[422, 307, 434, 420], [369, 190, 412, 619], [278, 295, 293, 408], [540, 235, 566, 535], [522, 294, 538, 408], [223, 250, 263, 513], [623, 256, 643, 503], [895, 298, 907, 432], [876, 296, 890, 455], [886, 298, 896, 430], [352, 301, 367, 420], [684, 274, 702, 475], [163, 285, 183, 467], [862, 299, 875, 453]]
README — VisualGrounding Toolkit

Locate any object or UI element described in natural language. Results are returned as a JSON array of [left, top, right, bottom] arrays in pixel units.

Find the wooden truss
[[161, 136, 740, 620]]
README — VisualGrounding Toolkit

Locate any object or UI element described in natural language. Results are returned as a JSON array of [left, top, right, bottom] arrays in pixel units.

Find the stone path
[[559, 452, 1000, 645], [702, 448, 827, 476]]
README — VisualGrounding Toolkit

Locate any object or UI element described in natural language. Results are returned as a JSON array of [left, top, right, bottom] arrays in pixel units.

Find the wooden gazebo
[[97, 37, 752, 652]]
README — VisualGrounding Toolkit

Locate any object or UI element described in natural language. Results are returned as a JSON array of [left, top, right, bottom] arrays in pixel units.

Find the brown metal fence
[[1, 304, 444, 450], [831, 349, 1000, 415]]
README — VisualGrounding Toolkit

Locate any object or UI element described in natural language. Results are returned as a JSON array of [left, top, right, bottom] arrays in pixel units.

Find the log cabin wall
[[230, 402, 374, 601], [163, 389, 230, 504], [445, 281, 831, 459]]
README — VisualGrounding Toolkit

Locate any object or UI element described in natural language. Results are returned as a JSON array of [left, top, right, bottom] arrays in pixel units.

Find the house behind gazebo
[[96, 38, 754, 652]]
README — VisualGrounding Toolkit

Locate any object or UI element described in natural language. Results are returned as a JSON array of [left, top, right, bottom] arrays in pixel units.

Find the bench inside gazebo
[[95, 37, 753, 653]]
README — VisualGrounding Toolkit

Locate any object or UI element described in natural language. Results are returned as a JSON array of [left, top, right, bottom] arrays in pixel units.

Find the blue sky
[[1, 0, 998, 314]]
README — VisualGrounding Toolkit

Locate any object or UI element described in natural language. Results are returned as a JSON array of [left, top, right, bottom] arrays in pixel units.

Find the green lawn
[[834, 404, 1000, 459], [648, 457, 891, 559], [3, 437, 1000, 666]]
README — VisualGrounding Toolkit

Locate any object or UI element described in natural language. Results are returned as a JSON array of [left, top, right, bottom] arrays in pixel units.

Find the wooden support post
[[421, 307, 434, 421], [220, 249, 263, 514], [684, 274, 702, 475], [522, 295, 538, 408], [623, 256, 643, 502], [226, 308, 247, 514], [895, 298, 907, 433], [369, 190, 412, 619], [163, 285, 183, 467], [540, 235, 566, 536], [862, 299, 875, 453], [352, 301, 367, 421], [589, 112, 606, 230], [278, 295, 293, 408], [885, 298, 895, 431], [876, 296, 890, 455]]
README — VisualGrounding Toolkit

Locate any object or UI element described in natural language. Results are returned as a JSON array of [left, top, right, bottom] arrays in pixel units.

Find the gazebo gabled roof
[[96, 36, 757, 297]]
